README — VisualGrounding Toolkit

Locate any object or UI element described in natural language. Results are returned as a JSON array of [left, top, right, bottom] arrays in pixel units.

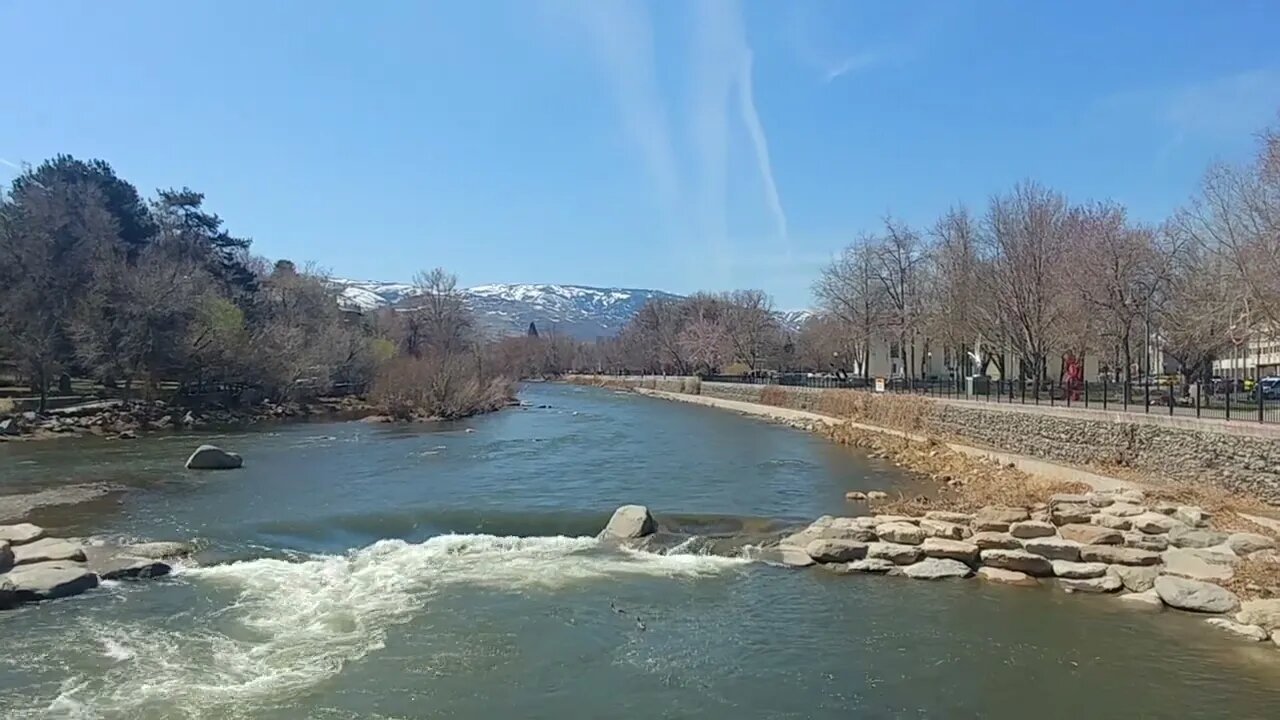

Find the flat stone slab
[[1205, 618, 1268, 641], [1133, 512, 1183, 535], [1059, 524, 1122, 546], [900, 557, 972, 580], [1161, 548, 1234, 582], [1022, 538, 1082, 562], [6, 561, 99, 602], [846, 558, 896, 573], [923, 511, 972, 524], [1092, 514, 1132, 531], [867, 542, 924, 565], [921, 537, 978, 564], [1168, 526, 1228, 549], [971, 532, 1021, 550], [1154, 576, 1239, 614], [123, 541, 193, 559], [976, 567, 1038, 587], [917, 519, 969, 540], [1236, 599, 1280, 631], [980, 549, 1053, 577], [1117, 590, 1164, 610], [13, 537, 86, 566], [1009, 520, 1056, 539], [805, 539, 867, 563], [1050, 504, 1095, 526], [876, 522, 925, 545], [1079, 545, 1160, 566], [1059, 574, 1122, 593], [1226, 533, 1275, 556], [1111, 565, 1160, 593], [972, 506, 1029, 532], [83, 545, 172, 581], [766, 546, 815, 567], [1051, 560, 1108, 579], [1100, 503, 1145, 518], [0, 523, 45, 545]]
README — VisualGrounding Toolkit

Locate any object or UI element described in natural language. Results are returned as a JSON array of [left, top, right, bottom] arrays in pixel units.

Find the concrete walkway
[[636, 388, 1136, 494]]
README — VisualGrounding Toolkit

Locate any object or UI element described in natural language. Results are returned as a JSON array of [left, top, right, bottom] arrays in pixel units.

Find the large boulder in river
[[13, 537, 86, 566], [600, 505, 656, 540], [0, 523, 45, 545], [1153, 576, 1240, 614], [185, 444, 243, 470], [83, 545, 172, 581], [6, 561, 99, 602]]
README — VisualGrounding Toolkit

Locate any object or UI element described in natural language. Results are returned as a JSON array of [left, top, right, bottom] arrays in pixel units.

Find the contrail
[[736, 49, 789, 243], [0, 157, 21, 170]]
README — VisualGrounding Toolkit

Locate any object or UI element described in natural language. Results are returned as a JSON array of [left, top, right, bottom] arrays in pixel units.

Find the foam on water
[[42, 534, 749, 718]]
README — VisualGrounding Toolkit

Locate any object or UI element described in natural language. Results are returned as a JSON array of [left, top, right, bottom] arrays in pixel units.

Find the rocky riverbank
[[0, 522, 191, 609], [602, 497, 1280, 651], [0, 396, 376, 442]]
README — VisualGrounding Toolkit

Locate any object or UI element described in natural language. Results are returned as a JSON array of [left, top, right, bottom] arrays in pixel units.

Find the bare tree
[[980, 181, 1072, 385], [409, 268, 474, 357], [721, 289, 779, 371], [871, 217, 930, 381], [814, 236, 881, 378], [927, 206, 987, 376]]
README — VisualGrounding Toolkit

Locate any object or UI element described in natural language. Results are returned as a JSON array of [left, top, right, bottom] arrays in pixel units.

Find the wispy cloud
[[564, 1, 682, 223], [560, 0, 790, 285], [821, 51, 881, 83], [0, 157, 21, 170]]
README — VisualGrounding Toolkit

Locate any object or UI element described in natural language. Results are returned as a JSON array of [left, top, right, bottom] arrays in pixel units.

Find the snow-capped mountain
[[332, 278, 811, 339], [331, 279, 680, 340]]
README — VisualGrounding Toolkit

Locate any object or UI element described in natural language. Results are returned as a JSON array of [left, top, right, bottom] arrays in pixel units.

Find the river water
[[1, 383, 1278, 718]]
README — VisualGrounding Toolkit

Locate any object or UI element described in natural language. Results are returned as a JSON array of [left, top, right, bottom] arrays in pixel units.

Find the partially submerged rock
[[124, 541, 193, 559], [1236, 599, 1280, 631], [1117, 590, 1164, 610], [185, 444, 244, 470], [1059, 574, 1122, 594], [1205, 618, 1268, 642], [846, 557, 896, 573], [1111, 564, 1160, 593], [83, 546, 171, 581], [6, 561, 99, 602], [600, 505, 657, 540], [804, 539, 867, 563], [13, 537, 86, 566], [1154, 576, 1240, 614], [976, 567, 1038, 587], [901, 557, 972, 580], [980, 549, 1053, 577], [1051, 560, 1108, 579], [0, 523, 45, 545]]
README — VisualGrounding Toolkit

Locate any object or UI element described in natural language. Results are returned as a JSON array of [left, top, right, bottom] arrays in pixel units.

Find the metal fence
[[702, 373, 1280, 424]]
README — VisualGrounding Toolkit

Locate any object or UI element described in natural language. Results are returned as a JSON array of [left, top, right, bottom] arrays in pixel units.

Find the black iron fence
[[702, 373, 1280, 423]]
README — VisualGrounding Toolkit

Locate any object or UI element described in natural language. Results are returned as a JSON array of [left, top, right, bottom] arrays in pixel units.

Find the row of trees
[[808, 118, 1280, 385], [0, 156, 510, 416]]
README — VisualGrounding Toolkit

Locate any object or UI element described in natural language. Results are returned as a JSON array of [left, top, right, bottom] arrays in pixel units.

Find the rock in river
[[13, 537, 86, 566], [600, 505, 656, 539], [0, 540, 12, 572], [0, 523, 45, 545], [876, 522, 925, 545], [901, 557, 973, 580], [83, 546, 172, 581], [805, 539, 867, 563], [846, 558, 896, 573], [1236, 599, 1280, 631], [921, 537, 979, 564], [979, 549, 1053, 577], [976, 567, 1038, 587], [867, 542, 924, 565], [1051, 560, 1108, 579], [6, 561, 99, 602], [1153, 576, 1240, 614], [124, 541, 193, 559], [1117, 589, 1164, 610], [1205, 618, 1268, 642], [185, 444, 244, 470], [1059, 574, 1122, 594], [1111, 565, 1160, 593]]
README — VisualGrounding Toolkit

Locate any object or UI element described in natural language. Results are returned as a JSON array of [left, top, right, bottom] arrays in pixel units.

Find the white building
[[1212, 336, 1280, 379]]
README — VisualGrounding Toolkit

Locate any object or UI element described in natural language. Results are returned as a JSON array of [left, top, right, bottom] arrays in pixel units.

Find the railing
[[703, 373, 1280, 424]]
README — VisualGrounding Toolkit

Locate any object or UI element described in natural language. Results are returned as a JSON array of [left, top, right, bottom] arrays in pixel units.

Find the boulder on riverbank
[[1154, 576, 1240, 614], [600, 505, 656, 540], [185, 444, 243, 470]]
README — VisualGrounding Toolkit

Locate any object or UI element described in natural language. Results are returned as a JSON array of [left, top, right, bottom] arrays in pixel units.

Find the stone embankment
[[604, 496, 1280, 650], [0, 522, 190, 609]]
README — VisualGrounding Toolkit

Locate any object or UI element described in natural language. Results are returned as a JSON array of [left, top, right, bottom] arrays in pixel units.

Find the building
[[1212, 335, 1280, 379]]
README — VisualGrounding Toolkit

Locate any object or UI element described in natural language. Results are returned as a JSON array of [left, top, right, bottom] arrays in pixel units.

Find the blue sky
[[3, 1, 1279, 309]]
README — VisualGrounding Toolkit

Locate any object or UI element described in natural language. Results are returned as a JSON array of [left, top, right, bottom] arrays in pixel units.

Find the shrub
[[370, 354, 513, 420]]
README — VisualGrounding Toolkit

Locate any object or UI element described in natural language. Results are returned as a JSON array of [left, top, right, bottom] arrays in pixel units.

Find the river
[[1, 383, 1278, 718]]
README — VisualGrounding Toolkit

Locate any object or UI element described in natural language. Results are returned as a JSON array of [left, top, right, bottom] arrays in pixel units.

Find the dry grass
[[758, 386, 788, 407], [815, 390, 934, 433], [1141, 481, 1277, 535], [821, 420, 1087, 514], [1224, 553, 1280, 599]]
